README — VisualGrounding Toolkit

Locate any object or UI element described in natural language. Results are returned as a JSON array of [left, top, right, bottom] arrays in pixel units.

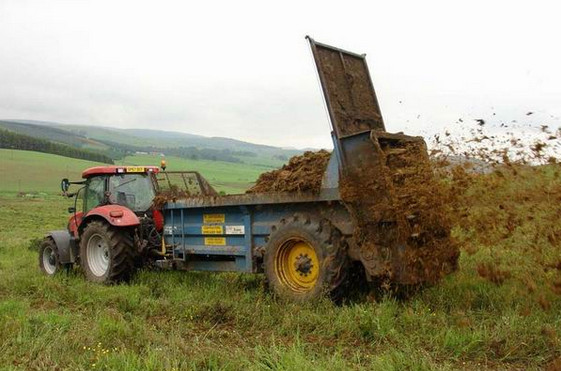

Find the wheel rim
[[275, 238, 319, 293], [86, 233, 110, 277], [42, 246, 57, 275]]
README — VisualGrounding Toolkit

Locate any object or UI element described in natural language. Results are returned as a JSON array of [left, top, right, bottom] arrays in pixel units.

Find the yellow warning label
[[201, 225, 223, 235], [203, 214, 225, 223], [204, 237, 226, 246]]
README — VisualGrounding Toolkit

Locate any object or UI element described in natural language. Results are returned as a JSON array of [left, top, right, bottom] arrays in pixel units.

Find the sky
[[0, 0, 560, 149]]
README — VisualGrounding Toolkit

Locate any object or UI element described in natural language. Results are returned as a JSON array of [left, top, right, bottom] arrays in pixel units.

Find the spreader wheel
[[39, 238, 61, 276], [79, 221, 134, 284], [264, 214, 349, 302], [276, 239, 320, 292]]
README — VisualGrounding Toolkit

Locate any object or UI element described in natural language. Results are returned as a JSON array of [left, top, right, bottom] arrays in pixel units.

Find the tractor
[[38, 165, 217, 283], [39, 38, 458, 302]]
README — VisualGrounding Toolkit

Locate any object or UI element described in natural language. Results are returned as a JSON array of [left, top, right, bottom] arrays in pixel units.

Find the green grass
[[1, 159, 560, 369], [0, 149, 275, 195], [0, 149, 105, 194]]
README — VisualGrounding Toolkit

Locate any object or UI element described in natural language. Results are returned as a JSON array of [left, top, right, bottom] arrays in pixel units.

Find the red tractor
[[38, 165, 216, 283]]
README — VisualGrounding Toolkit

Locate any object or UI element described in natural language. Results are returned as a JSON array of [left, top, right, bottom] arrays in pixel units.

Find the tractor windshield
[[109, 174, 155, 212]]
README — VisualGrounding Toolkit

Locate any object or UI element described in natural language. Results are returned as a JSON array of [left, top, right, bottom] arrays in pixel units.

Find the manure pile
[[247, 137, 460, 285], [244, 118, 561, 289], [151, 117, 561, 294], [337, 135, 459, 285], [246, 150, 331, 194]]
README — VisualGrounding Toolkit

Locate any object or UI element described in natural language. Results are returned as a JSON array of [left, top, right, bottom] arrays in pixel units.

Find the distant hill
[[0, 120, 110, 151], [0, 120, 303, 166], [57, 125, 301, 156], [0, 129, 113, 164]]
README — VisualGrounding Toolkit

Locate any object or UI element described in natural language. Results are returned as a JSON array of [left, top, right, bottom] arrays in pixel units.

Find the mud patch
[[194, 302, 234, 325], [247, 150, 331, 194]]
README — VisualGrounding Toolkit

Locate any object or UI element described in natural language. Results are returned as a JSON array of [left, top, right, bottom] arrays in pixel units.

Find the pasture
[[0, 153, 560, 369]]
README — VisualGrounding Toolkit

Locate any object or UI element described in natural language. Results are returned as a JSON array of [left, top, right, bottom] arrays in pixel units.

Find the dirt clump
[[546, 357, 561, 371], [194, 302, 234, 325], [552, 280, 561, 295], [247, 150, 331, 194], [538, 294, 552, 311], [476, 262, 511, 285]]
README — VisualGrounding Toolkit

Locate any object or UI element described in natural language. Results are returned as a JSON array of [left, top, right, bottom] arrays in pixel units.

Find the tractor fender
[[47, 230, 78, 264], [82, 205, 140, 230]]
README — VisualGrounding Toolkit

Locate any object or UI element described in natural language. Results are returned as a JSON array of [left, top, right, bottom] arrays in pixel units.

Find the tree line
[[97, 139, 257, 163], [0, 129, 114, 164]]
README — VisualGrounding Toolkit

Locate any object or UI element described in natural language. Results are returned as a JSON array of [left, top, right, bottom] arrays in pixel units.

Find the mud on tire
[[264, 214, 349, 302], [79, 221, 135, 284]]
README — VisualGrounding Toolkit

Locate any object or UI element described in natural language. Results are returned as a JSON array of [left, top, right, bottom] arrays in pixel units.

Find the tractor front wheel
[[80, 221, 134, 284], [39, 237, 61, 276], [264, 214, 349, 302]]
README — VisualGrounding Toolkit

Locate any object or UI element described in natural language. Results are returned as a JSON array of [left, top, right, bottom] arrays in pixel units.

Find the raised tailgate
[[307, 36, 385, 138]]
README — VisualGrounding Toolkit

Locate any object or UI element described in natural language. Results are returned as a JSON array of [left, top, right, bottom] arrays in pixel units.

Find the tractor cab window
[[84, 176, 106, 213], [108, 174, 155, 212]]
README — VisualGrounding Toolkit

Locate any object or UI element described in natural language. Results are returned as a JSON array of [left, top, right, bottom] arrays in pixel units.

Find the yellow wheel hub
[[275, 239, 319, 292]]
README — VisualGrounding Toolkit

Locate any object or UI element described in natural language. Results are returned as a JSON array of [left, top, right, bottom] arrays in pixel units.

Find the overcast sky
[[1, 0, 560, 149]]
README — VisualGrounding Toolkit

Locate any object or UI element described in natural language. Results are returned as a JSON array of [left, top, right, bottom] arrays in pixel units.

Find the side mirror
[[68, 207, 76, 214], [61, 178, 70, 193]]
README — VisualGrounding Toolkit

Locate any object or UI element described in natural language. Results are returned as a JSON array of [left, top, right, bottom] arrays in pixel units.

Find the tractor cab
[[60, 166, 161, 238], [75, 166, 159, 214], [62, 165, 219, 215], [60, 165, 219, 238]]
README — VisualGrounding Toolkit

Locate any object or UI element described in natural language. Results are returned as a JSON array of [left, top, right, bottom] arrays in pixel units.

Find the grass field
[[0, 154, 560, 369], [0, 150, 275, 195], [0, 149, 104, 194]]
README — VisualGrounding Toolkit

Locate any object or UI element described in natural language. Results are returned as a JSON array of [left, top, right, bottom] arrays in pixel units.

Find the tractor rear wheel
[[264, 214, 349, 302], [80, 221, 134, 284], [39, 237, 61, 276]]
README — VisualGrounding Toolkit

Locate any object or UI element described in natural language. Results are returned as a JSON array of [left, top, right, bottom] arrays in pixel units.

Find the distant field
[[0, 149, 104, 194], [0, 150, 275, 195]]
